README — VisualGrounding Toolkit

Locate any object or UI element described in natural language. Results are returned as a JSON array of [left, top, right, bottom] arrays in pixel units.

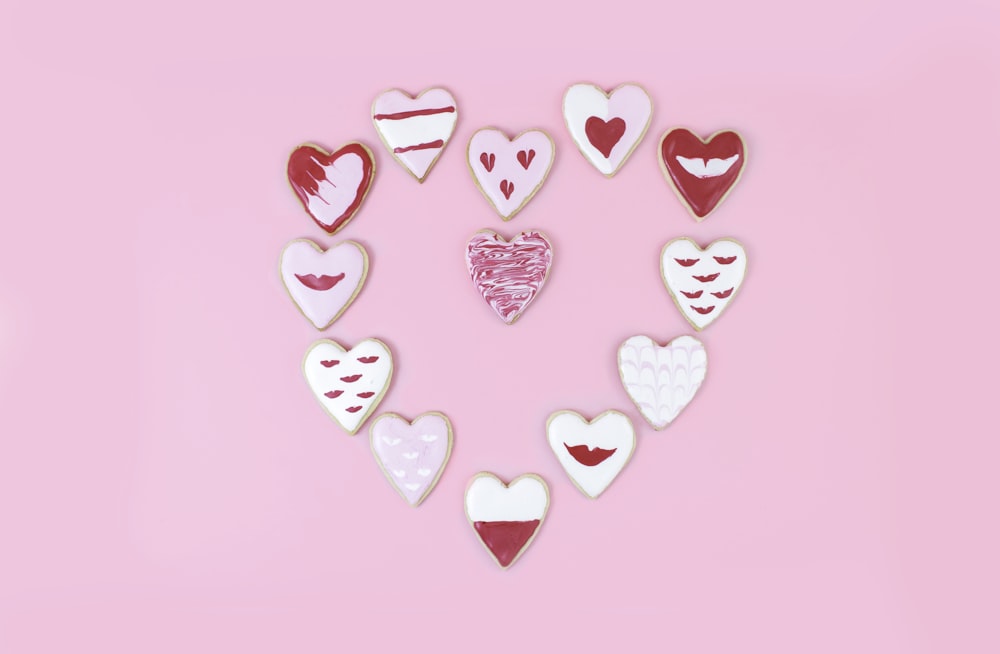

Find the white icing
[[547, 411, 636, 499], [675, 154, 740, 178], [372, 88, 457, 181], [618, 335, 707, 430], [465, 474, 548, 522], [305, 152, 365, 228], [660, 238, 748, 330], [562, 83, 652, 176], [302, 339, 392, 434]]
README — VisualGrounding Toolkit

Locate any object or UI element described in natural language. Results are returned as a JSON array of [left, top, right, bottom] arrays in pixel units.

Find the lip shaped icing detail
[[279, 239, 369, 330], [563, 443, 617, 467], [370, 412, 454, 507], [294, 273, 345, 291], [302, 339, 393, 435], [287, 142, 375, 233], [675, 154, 740, 178], [659, 128, 746, 220], [660, 237, 748, 330], [546, 410, 636, 499]]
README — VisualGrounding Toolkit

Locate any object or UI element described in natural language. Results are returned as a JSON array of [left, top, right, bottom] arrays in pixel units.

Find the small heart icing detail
[[563, 83, 652, 177], [660, 237, 747, 330], [467, 128, 554, 220]]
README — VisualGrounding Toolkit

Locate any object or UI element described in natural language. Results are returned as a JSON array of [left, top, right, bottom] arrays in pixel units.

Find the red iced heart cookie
[[658, 128, 746, 221], [287, 142, 376, 234], [585, 117, 627, 158], [465, 229, 553, 325]]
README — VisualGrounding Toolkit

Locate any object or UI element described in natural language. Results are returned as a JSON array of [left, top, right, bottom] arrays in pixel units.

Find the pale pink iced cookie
[[279, 239, 368, 329], [372, 88, 458, 182], [302, 339, 393, 435], [465, 229, 553, 325], [546, 410, 636, 499], [287, 142, 376, 234], [660, 237, 747, 330], [562, 83, 652, 177], [467, 128, 554, 220], [617, 335, 707, 430], [370, 412, 453, 507], [464, 473, 549, 569]]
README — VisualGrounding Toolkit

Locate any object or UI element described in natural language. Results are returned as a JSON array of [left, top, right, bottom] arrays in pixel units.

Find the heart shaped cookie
[[287, 142, 376, 234], [563, 83, 652, 177], [370, 412, 453, 507], [372, 88, 458, 182], [466, 229, 553, 324], [618, 335, 707, 430], [660, 237, 747, 330], [467, 128, 554, 220], [465, 473, 549, 569], [279, 239, 368, 329], [547, 410, 636, 499], [302, 339, 393, 435], [658, 128, 746, 220]]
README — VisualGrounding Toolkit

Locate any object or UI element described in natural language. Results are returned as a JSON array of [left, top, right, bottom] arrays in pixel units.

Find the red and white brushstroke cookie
[[547, 410, 636, 499], [660, 237, 747, 330], [279, 239, 368, 329], [371, 88, 458, 182], [562, 83, 653, 177], [302, 338, 393, 435], [287, 142, 376, 234], [658, 128, 746, 221], [465, 472, 549, 569], [467, 128, 554, 220], [465, 229, 553, 325]]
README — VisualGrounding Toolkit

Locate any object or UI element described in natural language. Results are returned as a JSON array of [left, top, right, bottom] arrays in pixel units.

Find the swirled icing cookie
[[618, 335, 707, 430], [562, 83, 652, 177], [467, 128, 554, 220], [546, 410, 636, 499], [465, 473, 549, 569], [370, 412, 453, 507], [302, 339, 392, 435], [372, 88, 458, 182], [660, 237, 747, 330], [658, 128, 746, 220], [279, 239, 368, 329], [466, 229, 553, 324], [287, 142, 376, 234]]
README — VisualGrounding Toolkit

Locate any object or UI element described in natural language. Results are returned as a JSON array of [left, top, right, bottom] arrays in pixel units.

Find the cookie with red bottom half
[[466, 229, 553, 325], [302, 339, 393, 435], [562, 83, 653, 177], [465, 473, 549, 569], [287, 142, 376, 234], [546, 410, 636, 499], [467, 128, 554, 220], [370, 412, 453, 507], [279, 239, 368, 329], [660, 237, 747, 330], [372, 87, 458, 182], [658, 128, 746, 221]]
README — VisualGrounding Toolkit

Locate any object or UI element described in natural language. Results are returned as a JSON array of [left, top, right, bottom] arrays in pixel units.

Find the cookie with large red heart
[[465, 229, 553, 324], [287, 142, 376, 234], [658, 128, 746, 221]]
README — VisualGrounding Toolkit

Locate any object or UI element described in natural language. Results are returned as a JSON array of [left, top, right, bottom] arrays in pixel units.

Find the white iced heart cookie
[[562, 83, 653, 177], [370, 412, 453, 507], [279, 239, 368, 329], [618, 335, 707, 430], [546, 410, 636, 499], [302, 339, 393, 435], [372, 88, 458, 182], [464, 473, 549, 569], [660, 237, 747, 330]]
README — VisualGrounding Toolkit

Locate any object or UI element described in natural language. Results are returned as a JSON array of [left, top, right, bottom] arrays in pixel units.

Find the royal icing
[[287, 142, 376, 234], [546, 410, 636, 499], [279, 239, 368, 329], [370, 412, 453, 507], [659, 128, 746, 220], [465, 473, 549, 569], [562, 83, 652, 177], [372, 88, 458, 182], [467, 128, 554, 220], [302, 339, 393, 435], [660, 238, 747, 330], [618, 335, 707, 430], [466, 229, 553, 324]]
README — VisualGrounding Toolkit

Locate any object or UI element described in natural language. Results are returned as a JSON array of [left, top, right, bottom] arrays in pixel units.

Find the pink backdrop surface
[[1, 1, 998, 652]]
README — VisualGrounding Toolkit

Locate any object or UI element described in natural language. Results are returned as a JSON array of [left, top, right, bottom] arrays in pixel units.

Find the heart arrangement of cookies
[[279, 83, 749, 569]]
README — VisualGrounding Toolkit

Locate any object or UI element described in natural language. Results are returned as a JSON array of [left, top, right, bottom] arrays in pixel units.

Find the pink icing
[[280, 240, 367, 329], [370, 414, 451, 506], [466, 230, 552, 324], [467, 129, 554, 220]]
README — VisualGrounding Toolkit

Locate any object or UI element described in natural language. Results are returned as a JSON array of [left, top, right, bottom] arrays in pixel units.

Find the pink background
[[1, 1, 998, 652]]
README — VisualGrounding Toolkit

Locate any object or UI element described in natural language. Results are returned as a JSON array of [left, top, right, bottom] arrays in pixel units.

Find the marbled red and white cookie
[[563, 83, 652, 177], [617, 335, 707, 430], [372, 88, 458, 182], [302, 339, 392, 435], [467, 128, 554, 220], [465, 229, 553, 325], [370, 412, 453, 507], [660, 237, 747, 330], [658, 128, 746, 220], [287, 142, 376, 234], [279, 239, 368, 329], [465, 472, 549, 569], [547, 410, 636, 499]]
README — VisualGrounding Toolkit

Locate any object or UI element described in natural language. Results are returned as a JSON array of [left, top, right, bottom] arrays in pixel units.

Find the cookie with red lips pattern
[[302, 338, 393, 435], [546, 410, 636, 499], [660, 237, 748, 330], [658, 128, 746, 221], [279, 239, 369, 329], [287, 142, 376, 234]]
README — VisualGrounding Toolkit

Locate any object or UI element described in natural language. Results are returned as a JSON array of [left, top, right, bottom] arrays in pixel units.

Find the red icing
[[585, 117, 626, 158], [357, 356, 380, 364], [693, 273, 720, 282], [357, 392, 375, 398], [714, 255, 738, 265], [393, 140, 444, 154], [473, 520, 541, 567], [674, 258, 699, 267], [499, 179, 514, 200], [295, 272, 345, 291], [660, 129, 745, 219], [340, 374, 362, 383], [564, 443, 617, 467], [287, 143, 375, 234], [516, 149, 535, 170], [712, 288, 734, 299], [480, 152, 495, 172], [320, 360, 340, 367], [466, 231, 553, 324], [691, 305, 716, 315], [324, 390, 343, 399], [373, 106, 455, 121], [345, 406, 363, 413], [680, 290, 703, 298]]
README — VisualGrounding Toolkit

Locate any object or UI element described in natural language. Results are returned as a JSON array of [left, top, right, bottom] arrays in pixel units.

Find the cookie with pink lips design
[[279, 239, 368, 329], [467, 128, 554, 220]]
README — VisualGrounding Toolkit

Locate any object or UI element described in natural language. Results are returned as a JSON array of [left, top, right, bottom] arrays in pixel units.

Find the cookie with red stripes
[[660, 237, 747, 330], [302, 338, 393, 435], [372, 88, 458, 182]]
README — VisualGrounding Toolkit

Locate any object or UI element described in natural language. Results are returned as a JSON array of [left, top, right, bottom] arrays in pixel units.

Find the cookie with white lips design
[[660, 237, 747, 330], [369, 412, 453, 507], [562, 83, 652, 177], [302, 339, 393, 435], [371, 87, 458, 182], [546, 410, 636, 499], [465, 473, 549, 569], [279, 239, 368, 329], [658, 128, 746, 220], [617, 334, 707, 430]]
